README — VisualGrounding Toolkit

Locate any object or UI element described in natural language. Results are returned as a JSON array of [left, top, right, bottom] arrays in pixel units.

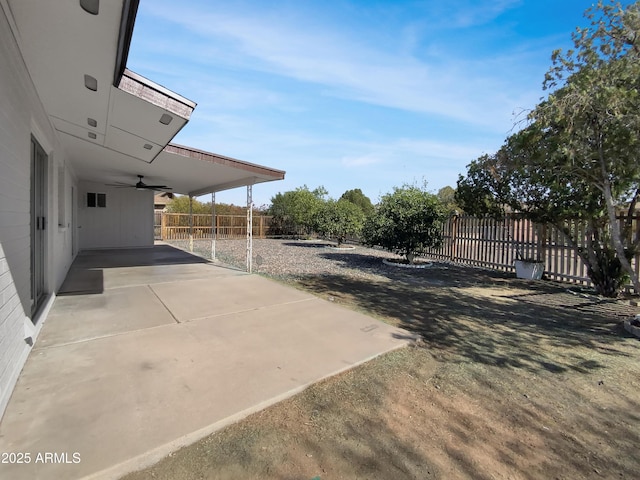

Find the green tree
[[456, 1, 640, 297], [436, 186, 460, 216], [268, 186, 327, 236], [455, 155, 514, 219], [313, 199, 365, 245], [166, 195, 211, 214], [457, 122, 636, 296], [166, 196, 260, 215], [534, 0, 640, 294], [362, 185, 445, 263], [339, 188, 375, 217]]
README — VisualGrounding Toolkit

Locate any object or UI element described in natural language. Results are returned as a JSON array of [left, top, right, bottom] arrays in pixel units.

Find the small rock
[[598, 380, 604, 386]]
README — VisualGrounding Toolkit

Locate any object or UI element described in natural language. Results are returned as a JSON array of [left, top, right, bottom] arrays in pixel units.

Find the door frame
[[30, 135, 48, 320]]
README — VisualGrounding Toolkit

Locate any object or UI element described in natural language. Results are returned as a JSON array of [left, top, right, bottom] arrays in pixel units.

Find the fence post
[[188, 195, 194, 253], [537, 223, 547, 266], [161, 211, 167, 240], [450, 215, 458, 261]]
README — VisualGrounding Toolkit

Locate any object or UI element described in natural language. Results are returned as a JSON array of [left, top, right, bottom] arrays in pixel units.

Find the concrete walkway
[[0, 245, 412, 480]]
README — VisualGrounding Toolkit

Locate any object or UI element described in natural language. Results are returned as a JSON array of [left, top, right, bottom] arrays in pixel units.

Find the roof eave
[[113, 0, 140, 87], [165, 143, 286, 179]]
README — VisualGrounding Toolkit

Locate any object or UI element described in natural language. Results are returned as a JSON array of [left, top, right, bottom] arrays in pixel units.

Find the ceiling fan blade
[[105, 183, 135, 187], [106, 176, 173, 191]]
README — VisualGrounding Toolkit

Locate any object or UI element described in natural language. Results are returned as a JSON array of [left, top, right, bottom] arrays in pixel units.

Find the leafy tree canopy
[[456, 0, 640, 296], [268, 185, 328, 235], [166, 195, 211, 214], [339, 188, 375, 216], [314, 199, 365, 245], [436, 186, 461, 215], [362, 184, 445, 263], [166, 195, 266, 215]]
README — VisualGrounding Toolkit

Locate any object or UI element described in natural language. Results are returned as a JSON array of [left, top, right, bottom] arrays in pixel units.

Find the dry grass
[[124, 243, 640, 480]]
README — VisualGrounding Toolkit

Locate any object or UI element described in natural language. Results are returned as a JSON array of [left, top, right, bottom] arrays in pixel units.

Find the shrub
[[314, 199, 365, 245], [363, 185, 445, 263]]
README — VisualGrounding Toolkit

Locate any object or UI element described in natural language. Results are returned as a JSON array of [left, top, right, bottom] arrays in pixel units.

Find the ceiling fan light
[[159, 113, 173, 125], [84, 74, 98, 91], [80, 0, 99, 15]]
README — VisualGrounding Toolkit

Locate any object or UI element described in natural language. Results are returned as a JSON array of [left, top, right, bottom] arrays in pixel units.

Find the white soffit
[[61, 135, 285, 196], [6, 0, 284, 195], [6, 0, 194, 166]]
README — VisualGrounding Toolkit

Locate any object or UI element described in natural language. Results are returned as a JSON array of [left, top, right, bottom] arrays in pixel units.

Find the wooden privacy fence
[[158, 213, 274, 240], [422, 214, 640, 291]]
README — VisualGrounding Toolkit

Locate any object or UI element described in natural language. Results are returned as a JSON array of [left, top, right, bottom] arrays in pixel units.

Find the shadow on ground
[[122, 248, 640, 480], [302, 251, 637, 376]]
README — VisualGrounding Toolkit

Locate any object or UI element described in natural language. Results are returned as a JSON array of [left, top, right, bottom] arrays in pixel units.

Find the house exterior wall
[[0, 8, 76, 418], [79, 182, 154, 249]]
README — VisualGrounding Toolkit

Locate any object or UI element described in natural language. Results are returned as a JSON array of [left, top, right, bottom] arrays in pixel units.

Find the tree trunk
[[603, 179, 640, 293], [560, 220, 625, 297]]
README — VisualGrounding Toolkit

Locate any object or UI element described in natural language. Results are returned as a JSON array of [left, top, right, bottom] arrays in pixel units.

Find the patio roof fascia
[[165, 144, 285, 177], [119, 69, 197, 115], [113, 0, 140, 87], [163, 143, 286, 197], [114, 70, 197, 164], [188, 177, 261, 197]]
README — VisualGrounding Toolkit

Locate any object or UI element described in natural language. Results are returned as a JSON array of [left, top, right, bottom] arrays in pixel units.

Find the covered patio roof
[[160, 144, 285, 196], [5, 0, 284, 195]]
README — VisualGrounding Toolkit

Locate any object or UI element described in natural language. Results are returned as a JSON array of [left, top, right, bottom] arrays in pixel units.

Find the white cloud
[[129, 0, 564, 206], [341, 154, 384, 168], [137, 1, 546, 132], [445, 0, 523, 28]]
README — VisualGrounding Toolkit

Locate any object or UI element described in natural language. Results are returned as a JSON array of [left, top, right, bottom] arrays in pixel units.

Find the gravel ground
[[166, 238, 638, 317], [167, 238, 410, 281]]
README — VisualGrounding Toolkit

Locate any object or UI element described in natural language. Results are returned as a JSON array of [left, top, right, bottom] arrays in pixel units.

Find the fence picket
[[160, 213, 274, 240], [422, 214, 638, 292]]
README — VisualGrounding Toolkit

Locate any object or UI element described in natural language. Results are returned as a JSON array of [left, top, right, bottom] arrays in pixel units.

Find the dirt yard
[[124, 241, 640, 480]]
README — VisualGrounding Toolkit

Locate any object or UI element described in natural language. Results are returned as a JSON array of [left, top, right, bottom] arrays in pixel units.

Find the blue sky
[[127, 0, 614, 207]]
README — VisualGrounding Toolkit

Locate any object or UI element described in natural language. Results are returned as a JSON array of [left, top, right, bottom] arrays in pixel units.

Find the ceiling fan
[[106, 175, 173, 192]]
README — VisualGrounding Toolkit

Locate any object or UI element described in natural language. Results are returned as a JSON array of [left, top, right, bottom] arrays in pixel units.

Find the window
[[87, 192, 106, 208]]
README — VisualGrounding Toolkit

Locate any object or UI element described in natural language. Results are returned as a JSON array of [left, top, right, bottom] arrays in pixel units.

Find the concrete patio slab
[[37, 285, 177, 348], [150, 274, 312, 322], [0, 245, 412, 480]]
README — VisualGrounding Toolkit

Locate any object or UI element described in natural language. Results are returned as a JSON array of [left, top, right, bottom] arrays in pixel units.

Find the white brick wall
[[0, 7, 74, 418], [0, 243, 30, 417]]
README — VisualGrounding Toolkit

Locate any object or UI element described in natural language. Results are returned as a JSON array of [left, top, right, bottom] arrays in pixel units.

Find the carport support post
[[189, 195, 194, 253], [246, 185, 253, 273], [211, 192, 216, 260]]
